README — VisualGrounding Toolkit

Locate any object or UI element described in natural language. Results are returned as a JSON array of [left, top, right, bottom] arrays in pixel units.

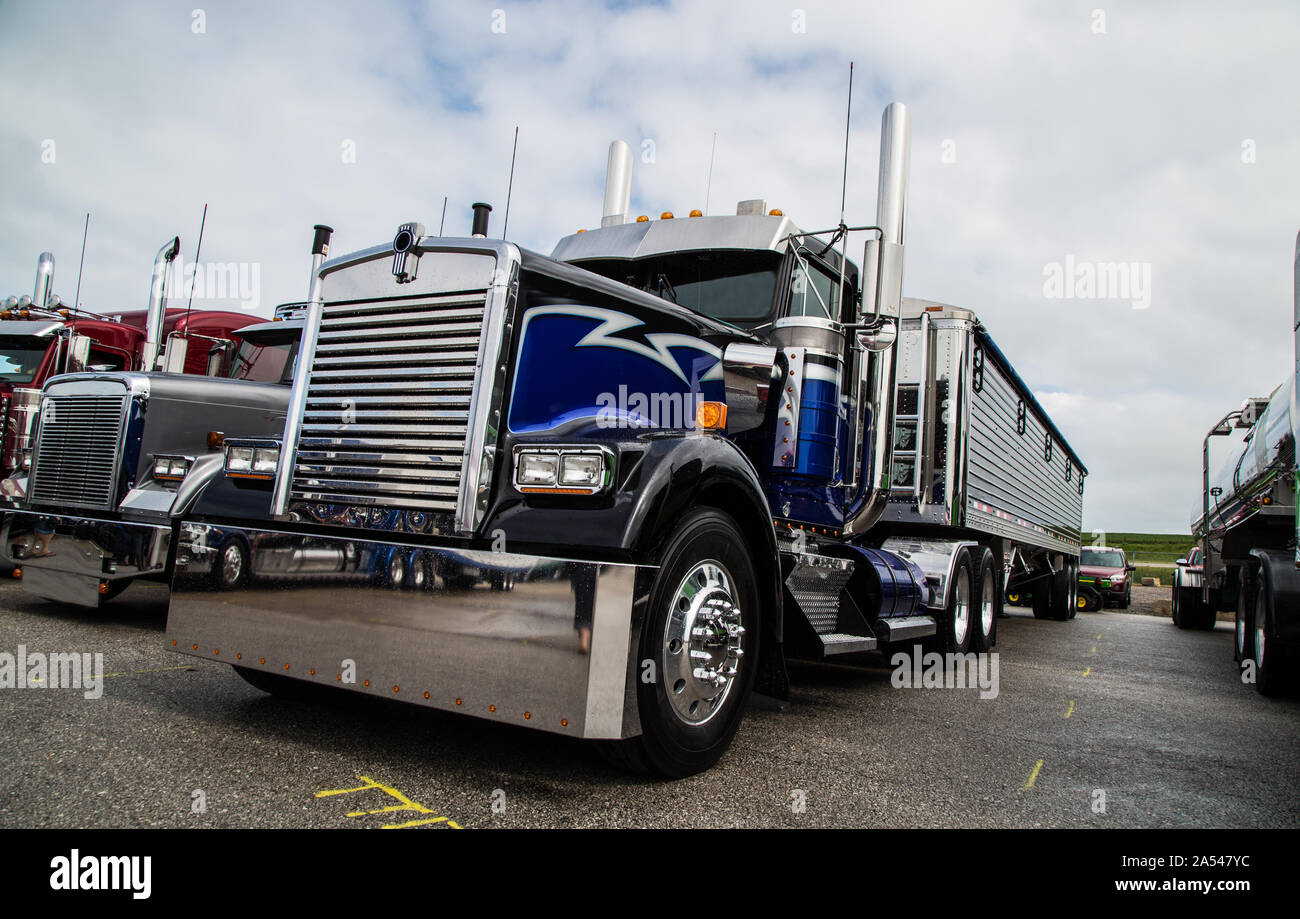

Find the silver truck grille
[[290, 291, 486, 513], [29, 393, 127, 510]]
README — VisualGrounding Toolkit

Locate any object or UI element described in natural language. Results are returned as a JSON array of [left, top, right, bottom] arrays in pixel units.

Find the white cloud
[[2, 0, 1297, 532]]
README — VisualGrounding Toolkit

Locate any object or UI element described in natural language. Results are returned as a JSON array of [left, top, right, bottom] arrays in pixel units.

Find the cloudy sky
[[2, 0, 1297, 534]]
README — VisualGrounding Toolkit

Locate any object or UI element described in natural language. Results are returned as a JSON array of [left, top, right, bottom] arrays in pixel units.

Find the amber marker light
[[660, 211, 674, 219], [689, 209, 703, 217], [696, 401, 728, 431], [206, 431, 225, 449], [635, 215, 649, 222]]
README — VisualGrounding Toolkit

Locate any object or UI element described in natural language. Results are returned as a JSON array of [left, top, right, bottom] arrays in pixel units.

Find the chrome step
[[872, 615, 938, 642]]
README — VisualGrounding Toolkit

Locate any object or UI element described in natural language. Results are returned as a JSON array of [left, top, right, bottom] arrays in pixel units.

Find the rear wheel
[[1050, 560, 1074, 621], [972, 549, 999, 651], [1254, 565, 1295, 697], [940, 549, 975, 653], [1235, 570, 1255, 664], [598, 508, 757, 778]]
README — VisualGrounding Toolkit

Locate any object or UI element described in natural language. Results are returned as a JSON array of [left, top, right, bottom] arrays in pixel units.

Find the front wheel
[[599, 508, 757, 778], [1235, 570, 1254, 664]]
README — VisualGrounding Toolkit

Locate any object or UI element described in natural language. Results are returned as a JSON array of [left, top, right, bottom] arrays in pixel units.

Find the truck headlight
[[152, 454, 194, 483], [514, 446, 612, 495], [224, 439, 280, 480]]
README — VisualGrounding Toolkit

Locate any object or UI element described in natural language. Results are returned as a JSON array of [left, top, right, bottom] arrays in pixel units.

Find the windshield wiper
[[654, 273, 678, 304]]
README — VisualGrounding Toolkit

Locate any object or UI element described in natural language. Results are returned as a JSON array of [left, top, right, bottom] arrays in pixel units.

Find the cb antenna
[[439, 196, 448, 236], [704, 132, 717, 216], [72, 211, 89, 334], [502, 126, 519, 238], [185, 203, 208, 326], [839, 61, 854, 229]]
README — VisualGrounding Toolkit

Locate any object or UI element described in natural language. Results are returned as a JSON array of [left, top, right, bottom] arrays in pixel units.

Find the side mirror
[[856, 317, 897, 353], [722, 343, 778, 433], [1126, 563, 1137, 571], [206, 343, 230, 377], [1174, 559, 1187, 567], [65, 334, 93, 373]]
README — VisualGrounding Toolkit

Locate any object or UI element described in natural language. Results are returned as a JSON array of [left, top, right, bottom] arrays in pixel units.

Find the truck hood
[[1079, 565, 1125, 579]]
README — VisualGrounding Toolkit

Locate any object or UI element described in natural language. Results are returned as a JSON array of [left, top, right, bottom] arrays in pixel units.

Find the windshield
[[578, 250, 782, 324], [0, 335, 51, 383], [229, 338, 298, 384], [1081, 549, 1124, 568]]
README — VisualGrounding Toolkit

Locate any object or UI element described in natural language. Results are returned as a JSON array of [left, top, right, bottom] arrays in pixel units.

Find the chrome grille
[[290, 291, 486, 513], [30, 393, 127, 510]]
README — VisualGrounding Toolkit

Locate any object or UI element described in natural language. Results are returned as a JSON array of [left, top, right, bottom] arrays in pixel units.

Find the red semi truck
[[1, 242, 266, 483]]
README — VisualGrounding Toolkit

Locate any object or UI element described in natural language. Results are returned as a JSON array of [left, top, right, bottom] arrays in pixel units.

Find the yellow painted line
[[1064, 700, 1075, 719], [316, 774, 462, 829], [1024, 759, 1044, 789], [103, 665, 195, 678], [1090, 646, 1096, 654], [1096, 633, 1102, 639], [1081, 666, 1091, 677]]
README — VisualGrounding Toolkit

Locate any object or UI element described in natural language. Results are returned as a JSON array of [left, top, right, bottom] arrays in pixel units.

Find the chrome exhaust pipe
[[601, 140, 634, 227], [845, 102, 910, 538], [141, 236, 181, 371], [272, 223, 336, 519], [32, 252, 55, 309]]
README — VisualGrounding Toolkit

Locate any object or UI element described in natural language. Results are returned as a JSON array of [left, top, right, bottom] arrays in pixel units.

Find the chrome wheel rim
[[981, 574, 995, 636], [1255, 607, 1266, 670], [221, 545, 243, 586], [388, 555, 405, 588], [953, 568, 971, 646], [411, 560, 426, 590], [663, 560, 744, 726]]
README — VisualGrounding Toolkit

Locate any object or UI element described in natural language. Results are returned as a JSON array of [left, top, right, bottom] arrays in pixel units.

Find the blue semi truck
[[159, 103, 1086, 776]]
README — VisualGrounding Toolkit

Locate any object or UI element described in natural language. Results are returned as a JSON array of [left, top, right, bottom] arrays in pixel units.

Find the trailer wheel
[[1253, 565, 1296, 697], [972, 549, 999, 651], [1234, 570, 1255, 664], [940, 549, 975, 652], [599, 508, 757, 778], [1031, 581, 1052, 619], [1049, 560, 1074, 621]]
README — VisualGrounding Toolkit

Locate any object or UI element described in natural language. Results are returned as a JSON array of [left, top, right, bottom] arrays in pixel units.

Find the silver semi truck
[[163, 104, 1085, 776], [1177, 233, 1300, 696]]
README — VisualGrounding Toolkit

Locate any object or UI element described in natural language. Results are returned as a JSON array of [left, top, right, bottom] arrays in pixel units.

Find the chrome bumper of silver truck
[[166, 524, 648, 740], [3, 509, 170, 607]]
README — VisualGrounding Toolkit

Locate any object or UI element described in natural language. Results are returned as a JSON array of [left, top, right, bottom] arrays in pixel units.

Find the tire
[[1253, 565, 1296, 697], [972, 549, 999, 651], [212, 537, 249, 591], [598, 508, 757, 778], [1050, 560, 1074, 621], [1121, 586, 1131, 610], [377, 550, 406, 590], [1031, 579, 1052, 620], [489, 571, 516, 591], [1234, 570, 1254, 664], [1173, 586, 1199, 628], [940, 549, 976, 652], [407, 553, 433, 592]]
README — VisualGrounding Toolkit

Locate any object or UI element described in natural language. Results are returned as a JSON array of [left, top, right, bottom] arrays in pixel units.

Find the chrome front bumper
[[166, 524, 649, 740], [3, 509, 171, 607]]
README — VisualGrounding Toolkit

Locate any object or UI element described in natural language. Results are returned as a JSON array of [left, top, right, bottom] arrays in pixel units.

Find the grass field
[[1079, 531, 1195, 585]]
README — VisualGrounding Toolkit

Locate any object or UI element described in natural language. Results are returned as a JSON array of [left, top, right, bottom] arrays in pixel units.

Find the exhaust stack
[[471, 203, 492, 238], [845, 102, 911, 537], [307, 225, 334, 304], [141, 237, 181, 372], [601, 140, 634, 227], [32, 252, 55, 309]]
